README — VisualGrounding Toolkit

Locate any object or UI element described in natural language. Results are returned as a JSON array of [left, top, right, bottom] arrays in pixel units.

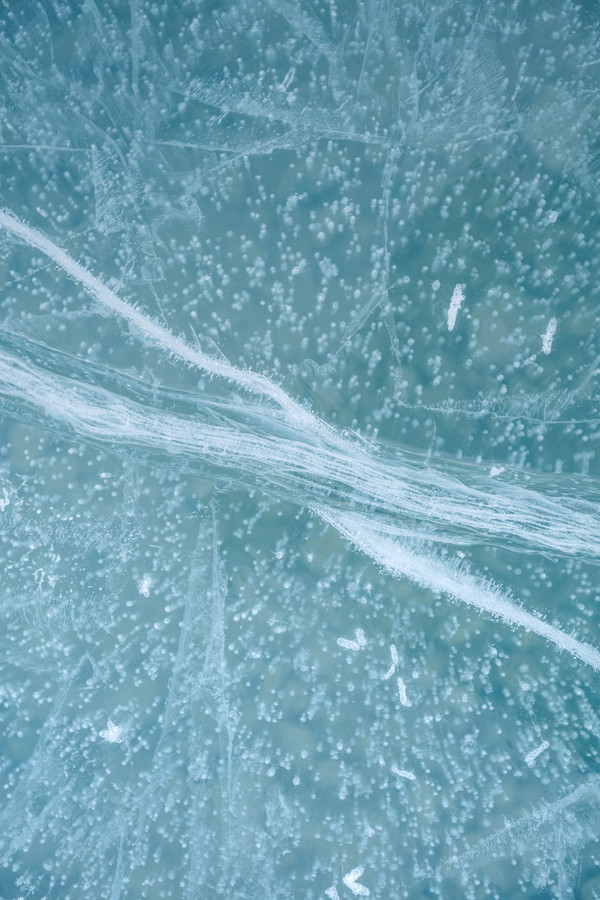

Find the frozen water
[[0, 1, 600, 898]]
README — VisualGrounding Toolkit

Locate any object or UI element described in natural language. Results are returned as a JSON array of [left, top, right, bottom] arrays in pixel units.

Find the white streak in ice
[[1, 211, 600, 670], [0, 210, 322, 434], [320, 509, 600, 671]]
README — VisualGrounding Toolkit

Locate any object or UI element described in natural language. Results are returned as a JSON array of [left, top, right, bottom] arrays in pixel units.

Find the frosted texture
[[1, 1, 600, 898]]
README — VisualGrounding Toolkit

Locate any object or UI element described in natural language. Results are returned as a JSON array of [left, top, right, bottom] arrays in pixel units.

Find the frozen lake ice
[[1, 1, 600, 897]]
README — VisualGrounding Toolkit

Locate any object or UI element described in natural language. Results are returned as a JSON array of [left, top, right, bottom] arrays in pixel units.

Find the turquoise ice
[[1, 1, 599, 898]]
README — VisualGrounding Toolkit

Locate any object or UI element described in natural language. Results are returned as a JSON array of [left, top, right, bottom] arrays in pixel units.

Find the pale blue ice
[[0, 2, 599, 898]]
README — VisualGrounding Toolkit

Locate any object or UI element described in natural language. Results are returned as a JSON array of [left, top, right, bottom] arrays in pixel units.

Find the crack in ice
[[1, 211, 600, 670]]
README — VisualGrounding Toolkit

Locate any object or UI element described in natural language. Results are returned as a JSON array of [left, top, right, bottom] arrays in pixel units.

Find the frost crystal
[[99, 721, 124, 744], [525, 740, 550, 767], [447, 284, 464, 331], [541, 317, 558, 355], [342, 866, 370, 896]]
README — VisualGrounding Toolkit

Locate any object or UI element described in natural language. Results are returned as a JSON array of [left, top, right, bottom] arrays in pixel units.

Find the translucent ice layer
[[1, 2, 600, 899]]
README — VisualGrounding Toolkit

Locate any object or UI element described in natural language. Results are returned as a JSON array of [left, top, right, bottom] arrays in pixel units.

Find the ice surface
[[1, 1, 600, 898]]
